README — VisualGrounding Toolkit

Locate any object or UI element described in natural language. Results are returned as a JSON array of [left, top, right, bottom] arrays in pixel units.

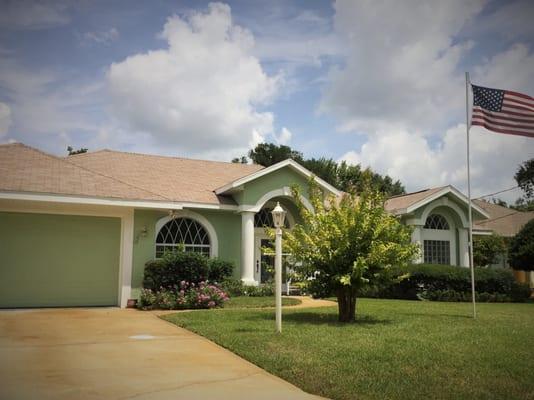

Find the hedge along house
[[0, 143, 490, 308]]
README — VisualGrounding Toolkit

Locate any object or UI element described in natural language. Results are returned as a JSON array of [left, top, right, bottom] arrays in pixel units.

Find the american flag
[[471, 84, 534, 138]]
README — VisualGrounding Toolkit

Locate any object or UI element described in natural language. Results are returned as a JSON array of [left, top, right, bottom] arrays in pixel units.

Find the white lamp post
[[271, 202, 286, 334]]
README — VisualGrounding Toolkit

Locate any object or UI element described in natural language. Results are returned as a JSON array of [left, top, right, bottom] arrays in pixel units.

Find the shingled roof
[[0, 143, 263, 205], [473, 199, 534, 237], [384, 187, 446, 213]]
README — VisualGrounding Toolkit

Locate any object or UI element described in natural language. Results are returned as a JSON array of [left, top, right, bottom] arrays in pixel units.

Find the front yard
[[164, 298, 534, 400]]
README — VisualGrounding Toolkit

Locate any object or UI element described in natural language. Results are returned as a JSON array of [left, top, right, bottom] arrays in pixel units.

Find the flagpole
[[465, 71, 476, 319]]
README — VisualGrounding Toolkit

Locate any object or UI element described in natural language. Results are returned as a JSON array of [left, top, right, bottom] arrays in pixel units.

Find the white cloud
[[0, 0, 70, 30], [320, 0, 485, 135], [107, 2, 282, 157], [83, 28, 119, 45], [275, 127, 292, 145], [340, 126, 532, 202], [473, 44, 534, 94], [0, 102, 12, 137], [0, 56, 106, 153]]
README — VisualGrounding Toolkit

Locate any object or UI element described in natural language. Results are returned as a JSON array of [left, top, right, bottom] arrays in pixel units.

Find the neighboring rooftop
[[0, 143, 263, 205], [473, 199, 534, 237], [384, 187, 446, 213]]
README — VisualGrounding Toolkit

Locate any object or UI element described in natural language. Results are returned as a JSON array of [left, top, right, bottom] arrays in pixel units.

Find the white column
[[458, 228, 470, 267], [241, 211, 256, 285], [411, 225, 423, 264], [119, 209, 134, 308]]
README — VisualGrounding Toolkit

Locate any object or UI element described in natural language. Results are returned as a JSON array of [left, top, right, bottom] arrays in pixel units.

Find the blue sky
[[0, 0, 533, 201]]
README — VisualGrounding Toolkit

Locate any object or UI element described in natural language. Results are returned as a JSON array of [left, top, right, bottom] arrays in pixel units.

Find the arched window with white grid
[[155, 217, 211, 258], [424, 214, 450, 230]]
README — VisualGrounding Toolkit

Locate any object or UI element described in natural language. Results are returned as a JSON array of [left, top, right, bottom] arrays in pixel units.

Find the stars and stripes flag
[[471, 84, 534, 138]]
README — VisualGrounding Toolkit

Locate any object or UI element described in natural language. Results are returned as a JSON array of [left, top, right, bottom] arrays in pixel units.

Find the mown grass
[[224, 296, 301, 309], [163, 298, 534, 400]]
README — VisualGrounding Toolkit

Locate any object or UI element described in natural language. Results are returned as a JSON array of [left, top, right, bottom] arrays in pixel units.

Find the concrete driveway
[[0, 308, 323, 400]]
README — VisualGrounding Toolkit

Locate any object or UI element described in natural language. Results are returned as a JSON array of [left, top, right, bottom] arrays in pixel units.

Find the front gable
[[215, 159, 341, 211]]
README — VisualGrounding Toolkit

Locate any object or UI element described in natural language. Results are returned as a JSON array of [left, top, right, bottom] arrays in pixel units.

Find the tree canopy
[[515, 158, 534, 199], [509, 219, 534, 271], [67, 146, 88, 155], [282, 180, 418, 322]]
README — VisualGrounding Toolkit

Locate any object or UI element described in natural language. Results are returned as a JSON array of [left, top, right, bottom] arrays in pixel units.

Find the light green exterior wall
[[131, 208, 242, 298], [0, 212, 120, 308]]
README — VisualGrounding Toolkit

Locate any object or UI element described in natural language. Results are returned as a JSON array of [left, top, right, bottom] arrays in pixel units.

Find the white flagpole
[[465, 71, 476, 319]]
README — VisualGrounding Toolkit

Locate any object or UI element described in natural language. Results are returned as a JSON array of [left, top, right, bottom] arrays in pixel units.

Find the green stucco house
[[1, 143, 497, 308]]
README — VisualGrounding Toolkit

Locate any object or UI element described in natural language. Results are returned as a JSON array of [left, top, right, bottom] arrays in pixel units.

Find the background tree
[[473, 234, 506, 267], [283, 181, 418, 322], [247, 143, 303, 166], [515, 158, 534, 199], [240, 143, 405, 196], [67, 146, 88, 155], [231, 156, 248, 164], [509, 219, 534, 271]]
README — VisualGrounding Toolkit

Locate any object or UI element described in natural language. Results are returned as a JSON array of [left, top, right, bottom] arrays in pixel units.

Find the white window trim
[[154, 210, 219, 258]]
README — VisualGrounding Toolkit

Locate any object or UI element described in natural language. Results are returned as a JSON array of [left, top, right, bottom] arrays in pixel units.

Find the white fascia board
[[405, 186, 490, 219], [214, 159, 342, 197], [472, 229, 493, 236], [0, 191, 238, 211]]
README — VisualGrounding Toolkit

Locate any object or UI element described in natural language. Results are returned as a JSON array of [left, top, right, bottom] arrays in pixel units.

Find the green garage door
[[0, 212, 121, 308]]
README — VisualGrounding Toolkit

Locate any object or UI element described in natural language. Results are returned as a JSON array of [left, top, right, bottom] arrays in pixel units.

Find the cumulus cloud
[[0, 102, 12, 136], [107, 2, 283, 156], [0, 0, 70, 30], [275, 127, 292, 145], [320, 0, 485, 134], [340, 125, 532, 201]]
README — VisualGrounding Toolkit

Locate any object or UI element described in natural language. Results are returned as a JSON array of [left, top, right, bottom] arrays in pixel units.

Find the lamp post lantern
[[271, 202, 286, 333]]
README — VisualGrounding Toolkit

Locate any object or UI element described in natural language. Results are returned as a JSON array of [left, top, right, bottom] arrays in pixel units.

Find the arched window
[[424, 214, 449, 230], [156, 217, 211, 258], [254, 208, 290, 228]]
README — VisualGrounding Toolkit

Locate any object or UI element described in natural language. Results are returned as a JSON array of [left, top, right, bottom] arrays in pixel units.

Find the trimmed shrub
[[368, 264, 529, 303], [220, 278, 275, 297], [207, 258, 234, 282], [143, 250, 220, 290], [510, 282, 532, 303]]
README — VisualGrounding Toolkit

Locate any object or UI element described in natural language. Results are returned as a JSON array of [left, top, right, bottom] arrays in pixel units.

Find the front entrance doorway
[[254, 233, 292, 291]]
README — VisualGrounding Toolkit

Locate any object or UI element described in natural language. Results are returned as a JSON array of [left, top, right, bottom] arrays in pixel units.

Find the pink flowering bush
[[139, 281, 228, 310]]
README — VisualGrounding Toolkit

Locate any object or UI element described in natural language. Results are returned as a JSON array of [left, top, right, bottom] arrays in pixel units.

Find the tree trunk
[[336, 286, 357, 322]]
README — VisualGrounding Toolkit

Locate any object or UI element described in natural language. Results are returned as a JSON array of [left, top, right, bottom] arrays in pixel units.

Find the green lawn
[[224, 296, 301, 309], [163, 298, 534, 400]]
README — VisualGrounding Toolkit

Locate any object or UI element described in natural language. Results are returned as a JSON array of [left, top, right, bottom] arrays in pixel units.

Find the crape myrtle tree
[[283, 180, 418, 322]]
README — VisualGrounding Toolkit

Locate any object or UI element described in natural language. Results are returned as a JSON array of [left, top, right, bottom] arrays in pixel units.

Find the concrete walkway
[[0, 307, 324, 400], [285, 296, 337, 309]]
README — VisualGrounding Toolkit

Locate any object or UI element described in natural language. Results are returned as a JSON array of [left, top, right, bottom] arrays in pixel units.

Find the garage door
[[0, 212, 121, 308]]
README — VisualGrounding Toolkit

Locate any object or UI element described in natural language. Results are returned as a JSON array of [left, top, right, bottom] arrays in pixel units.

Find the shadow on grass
[[244, 310, 392, 326]]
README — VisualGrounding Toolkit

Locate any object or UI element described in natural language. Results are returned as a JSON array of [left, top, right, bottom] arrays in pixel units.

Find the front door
[[254, 235, 274, 283], [254, 234, 293, 288]]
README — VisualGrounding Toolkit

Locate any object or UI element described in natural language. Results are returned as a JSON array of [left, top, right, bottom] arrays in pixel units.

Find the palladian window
[[424, 214, 449, 230], [156, 218, 211, 258]]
